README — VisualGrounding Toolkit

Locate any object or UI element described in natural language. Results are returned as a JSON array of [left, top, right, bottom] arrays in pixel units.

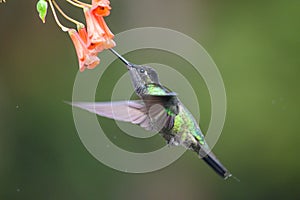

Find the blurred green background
[[1, 0, 300, 199]]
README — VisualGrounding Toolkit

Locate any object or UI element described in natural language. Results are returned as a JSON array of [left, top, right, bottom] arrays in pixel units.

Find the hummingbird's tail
[[199, 148, 232, 180]]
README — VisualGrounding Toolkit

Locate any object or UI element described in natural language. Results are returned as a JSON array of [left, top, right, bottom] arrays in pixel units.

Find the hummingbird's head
[[127, 64, 161, 94]]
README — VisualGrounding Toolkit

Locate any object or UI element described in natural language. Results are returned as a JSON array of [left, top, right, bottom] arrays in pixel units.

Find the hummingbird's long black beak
[[109, 48, 134, 69]]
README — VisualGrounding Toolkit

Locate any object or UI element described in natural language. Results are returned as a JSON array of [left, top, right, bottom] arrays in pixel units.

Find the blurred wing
[[71, 101, 146, 124], [70, 100, 175, 132]]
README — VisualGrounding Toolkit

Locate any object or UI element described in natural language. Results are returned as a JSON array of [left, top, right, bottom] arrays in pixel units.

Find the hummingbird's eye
[[139, 69, 145, 73]]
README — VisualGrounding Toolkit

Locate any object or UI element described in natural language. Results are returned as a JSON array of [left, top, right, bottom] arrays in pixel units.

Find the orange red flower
[[68, 28, 100, 72], [68, 0, 115, 72]]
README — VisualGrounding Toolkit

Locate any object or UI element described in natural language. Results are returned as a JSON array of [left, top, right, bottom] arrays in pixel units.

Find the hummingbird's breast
[[144, 84, 171, 96]]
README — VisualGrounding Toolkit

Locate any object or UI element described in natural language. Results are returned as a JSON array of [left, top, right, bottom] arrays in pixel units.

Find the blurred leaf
[[36, 0, 48, 23]]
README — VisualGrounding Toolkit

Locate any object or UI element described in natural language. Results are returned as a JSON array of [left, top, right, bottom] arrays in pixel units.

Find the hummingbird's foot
[[167, 137, 179, 146]]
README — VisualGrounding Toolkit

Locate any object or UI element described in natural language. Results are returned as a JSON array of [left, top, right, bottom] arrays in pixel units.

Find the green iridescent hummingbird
[[71, 49, 232, 179]]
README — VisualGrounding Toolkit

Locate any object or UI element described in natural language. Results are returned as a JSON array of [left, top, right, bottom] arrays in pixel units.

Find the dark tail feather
[[199, 149, 232, 179]]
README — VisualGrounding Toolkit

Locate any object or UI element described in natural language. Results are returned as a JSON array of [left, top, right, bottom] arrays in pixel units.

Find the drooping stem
[[48, 0, 70, 32], [72, 0, 91, 7], [66, 0, 91, 9], [52, 0, 84, 28]]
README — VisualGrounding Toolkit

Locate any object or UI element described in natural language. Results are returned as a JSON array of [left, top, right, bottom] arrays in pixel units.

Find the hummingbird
[[71, 49, 233, 179]]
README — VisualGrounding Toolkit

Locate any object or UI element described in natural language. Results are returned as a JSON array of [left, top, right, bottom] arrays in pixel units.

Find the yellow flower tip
[[68, 29, 76, 36], [77, 23, 85, 30], [83, 7, 89, 12]]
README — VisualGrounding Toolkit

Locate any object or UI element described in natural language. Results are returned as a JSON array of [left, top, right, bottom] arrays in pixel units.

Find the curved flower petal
[[92, 0, 111, 17], [78, 26, 88, 44], [94, 15, 114, 39], [84, 8, 105, 44], [69, 29, 86, 62], [84, 54, 100, 70]]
